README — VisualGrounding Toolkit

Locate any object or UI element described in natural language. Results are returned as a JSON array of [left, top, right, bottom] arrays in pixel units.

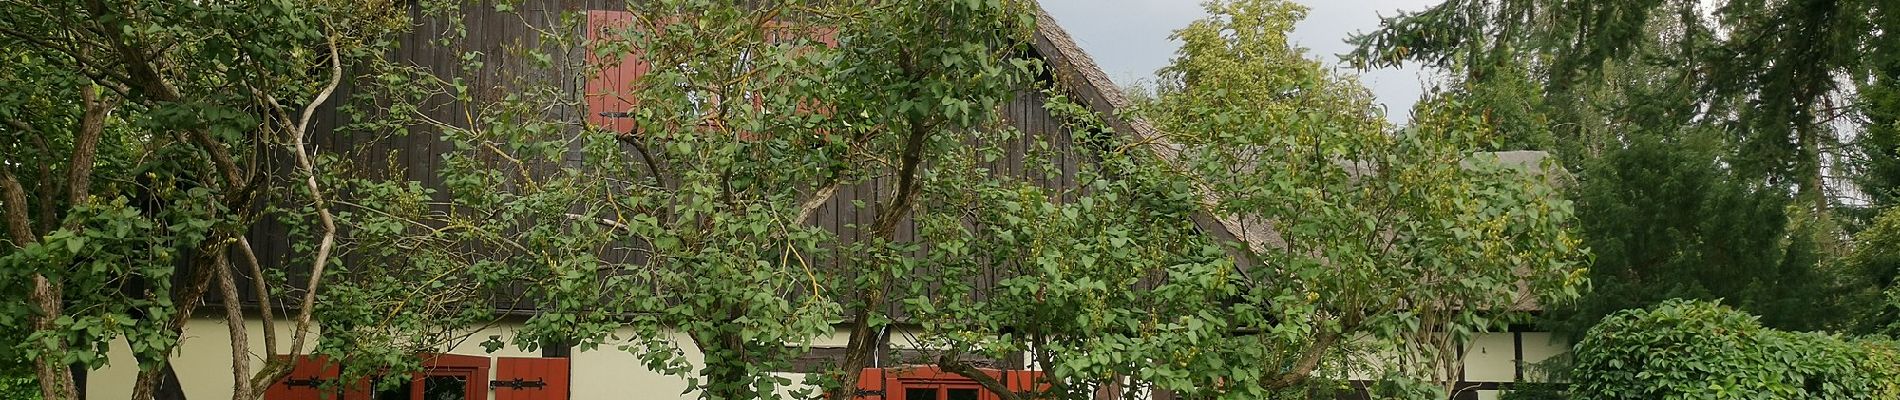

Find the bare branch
[[281, 24, 345, 369], [565, 213, 631, 231], [939, 356, 1023, 400], [794, 179, 840, 224], [1261, 325, 1340, 389], [213, 251, 257, 400], [236, 236, 277, 357]]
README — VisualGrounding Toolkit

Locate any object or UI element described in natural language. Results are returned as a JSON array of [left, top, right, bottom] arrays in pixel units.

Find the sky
[[1040, 0, 1445, 124]]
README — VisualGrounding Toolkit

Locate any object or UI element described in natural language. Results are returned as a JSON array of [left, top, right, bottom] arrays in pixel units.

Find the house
[[78, 2, 1568, 400]]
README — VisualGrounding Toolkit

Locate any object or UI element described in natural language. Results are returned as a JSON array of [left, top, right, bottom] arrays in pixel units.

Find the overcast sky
[[1040, 0, 1444, 124]]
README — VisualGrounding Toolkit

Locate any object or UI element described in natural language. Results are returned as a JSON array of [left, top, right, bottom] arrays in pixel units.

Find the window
[[860, 366, 1043, 400], [365, 354, 488, 400], [268, 354, 570, 400], [903, 386, 981, 400], [905, 388, 935, 400]]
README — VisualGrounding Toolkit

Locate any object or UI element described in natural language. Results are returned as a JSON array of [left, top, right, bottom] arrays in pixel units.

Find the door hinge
[[491, 378, 548, 389], [285, 377, 328, 388]]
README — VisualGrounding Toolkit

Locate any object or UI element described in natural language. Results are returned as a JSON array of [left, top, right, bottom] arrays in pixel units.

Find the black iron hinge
[[491, 378, 548, 389], [285, 377, 328, 388]]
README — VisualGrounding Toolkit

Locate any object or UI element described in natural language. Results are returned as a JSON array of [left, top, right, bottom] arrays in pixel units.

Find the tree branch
[[939, 356, 1022, 400], [236, 236, 277, 359], [793, 179, 840, 224], [67, 81, 109, 204], [829, 120, 934, 400], [279, 27, 344, 375], [0, 166, 32, 245], [1261, 325, 1340, 389], [213, 251, 258, 400]]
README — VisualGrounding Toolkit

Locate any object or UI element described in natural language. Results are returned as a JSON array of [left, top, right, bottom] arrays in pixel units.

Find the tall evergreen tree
[[1348, 0, 1889, 333]]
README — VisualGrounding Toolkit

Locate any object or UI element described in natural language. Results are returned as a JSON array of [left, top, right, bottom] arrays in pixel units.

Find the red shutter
[[1003, 371, 1045, 395], [855, 368, 888, 400], [494, 357, 570, 400], [265, 356, 341, 400], [585, 10, 648, 133]]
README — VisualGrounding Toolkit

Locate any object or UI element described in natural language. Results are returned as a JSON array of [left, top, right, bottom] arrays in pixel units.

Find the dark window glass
[[373, 378, 411, 400], [905, 388, 938, 400], [947, 388, 979, 400], [422, 375, 468, 400]]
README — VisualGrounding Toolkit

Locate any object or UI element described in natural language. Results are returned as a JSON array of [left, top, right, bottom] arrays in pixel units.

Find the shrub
[[1571, 299, 1900, 399]]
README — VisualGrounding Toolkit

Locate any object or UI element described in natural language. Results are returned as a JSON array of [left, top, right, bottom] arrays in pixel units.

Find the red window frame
[[389, 353, 489, 400], [268, 354, 573, 400], [856, 366, 1043, 400]]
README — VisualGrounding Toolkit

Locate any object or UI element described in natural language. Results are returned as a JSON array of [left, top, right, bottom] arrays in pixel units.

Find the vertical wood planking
[[495, 357, 570, 400], [255, 0, 1109, 318]]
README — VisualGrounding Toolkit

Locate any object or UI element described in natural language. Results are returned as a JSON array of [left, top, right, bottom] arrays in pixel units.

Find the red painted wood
[[584, 10, 647, 133], [495, 357, 570, 400], [856, 368, 888, 400], [1004, 370, 1045, 394], [495, 357, 516, 400], [859, 366, 1043, 400], [544, 358, 570, 400], [585, 12, 843, 141], [423, 353, 489, 400], [265, 356, 340, 400]]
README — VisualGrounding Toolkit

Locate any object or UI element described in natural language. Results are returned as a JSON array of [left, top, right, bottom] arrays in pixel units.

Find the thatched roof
[[1028, 7, 1268, 266]]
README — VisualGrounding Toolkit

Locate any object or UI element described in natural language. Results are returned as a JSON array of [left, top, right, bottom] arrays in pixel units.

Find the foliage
[[1346, 0, 1897, 340], [1108, 0, 1587, 397], [1498, 383, 1568, 400], [0, 2, 1592, 400], [1555, 131, 1850, 333], [0, 0, 409, 399], [1846, 208, 1900, 335], [0, 359, 38, 400], [333, 0, 1052, 399], [1571, 299, 1900, 400]]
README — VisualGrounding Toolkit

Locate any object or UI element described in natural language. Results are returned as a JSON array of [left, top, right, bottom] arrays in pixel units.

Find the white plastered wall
[[87, 319, 909, 400], [88, 317, 313, 400]]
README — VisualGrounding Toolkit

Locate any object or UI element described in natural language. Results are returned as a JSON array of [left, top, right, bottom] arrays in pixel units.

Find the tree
[[351, 2, 1585, 400], [334, 1, 1050, 399], [1855, 1, 1900, 209], [4, 2, 1589, 400], [1845, 208, 1900, 335], [1351, 0, 1890, 209], [0, 1, 406, 399], [1348, 0, 1895, 335], [1095, 0, 1586, 397]]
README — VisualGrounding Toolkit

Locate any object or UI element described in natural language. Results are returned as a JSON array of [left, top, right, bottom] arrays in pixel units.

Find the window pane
[[947, 388, 979, 400], [905, 388, 939, 400], [422, 375, 469, 400], [373, 378, 411, 400]]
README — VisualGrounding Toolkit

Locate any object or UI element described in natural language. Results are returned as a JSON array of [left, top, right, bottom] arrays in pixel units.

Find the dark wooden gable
[[230, 1, 1112, 316]]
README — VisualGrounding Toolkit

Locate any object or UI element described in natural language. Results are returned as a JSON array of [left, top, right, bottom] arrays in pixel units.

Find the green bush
[[1572, 299, 1900, 399], [1499, 383, 1568, 400], [0, 375, 38, 400]]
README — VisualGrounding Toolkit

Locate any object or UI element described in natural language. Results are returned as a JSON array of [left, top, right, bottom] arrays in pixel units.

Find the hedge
[[1571, 299, 1900, 400]]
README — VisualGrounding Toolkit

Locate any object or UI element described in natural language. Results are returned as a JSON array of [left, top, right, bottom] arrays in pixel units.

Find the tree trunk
[[827, 120, 932, 400], [31, 275, 79, 400], [212, 251, 256, 400]]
